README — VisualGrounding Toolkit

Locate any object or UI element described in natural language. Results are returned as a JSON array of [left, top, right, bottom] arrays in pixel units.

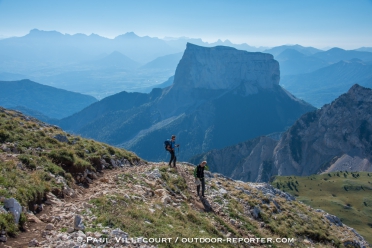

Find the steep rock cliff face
[[173, 43, 279, 90], [275, 84, 372, 176], [190, 136, 278, 182], [153, 43, 281, 119], [191, 84, 372, 182]]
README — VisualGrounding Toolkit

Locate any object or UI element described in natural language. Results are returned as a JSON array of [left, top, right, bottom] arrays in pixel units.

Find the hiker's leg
[[173, 155, 177, 167], [197, 185, 200, 196], [169, 150, 174, 166], [201, 178, 205, 196]]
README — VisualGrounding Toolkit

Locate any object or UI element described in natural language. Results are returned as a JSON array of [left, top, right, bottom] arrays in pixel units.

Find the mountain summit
[[60, 44, 314, 161], [173, 43, 279, 91]]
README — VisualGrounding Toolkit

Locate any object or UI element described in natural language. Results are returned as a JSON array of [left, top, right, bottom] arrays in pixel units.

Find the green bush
[[0, 130, 10, 142], [17, 154, 38, 170], [0, 213, 18, 237], [44, 161, 65, 176], [48, 149, 75, 166]]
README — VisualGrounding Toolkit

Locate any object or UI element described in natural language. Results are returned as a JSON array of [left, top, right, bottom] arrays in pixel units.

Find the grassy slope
[[88, 165, 361, 248], [271, 172, 372, 244], [0, 107, 140, 236]]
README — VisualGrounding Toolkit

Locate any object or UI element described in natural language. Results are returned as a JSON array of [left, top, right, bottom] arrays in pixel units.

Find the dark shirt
[[194, 164, 209, 178]]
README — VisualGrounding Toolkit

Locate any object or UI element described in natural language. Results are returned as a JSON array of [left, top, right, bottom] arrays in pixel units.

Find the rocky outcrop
[[153, 43, 281, 119], [190, 136, 278, 182], [173, 43, 279, 91], [274, 84, 372, 176], [191, 84, 372, 182]]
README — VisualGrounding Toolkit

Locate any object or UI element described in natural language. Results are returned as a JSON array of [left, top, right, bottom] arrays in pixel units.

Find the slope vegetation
[[0, 107, 140, 237], [271, 172, 372, 244]]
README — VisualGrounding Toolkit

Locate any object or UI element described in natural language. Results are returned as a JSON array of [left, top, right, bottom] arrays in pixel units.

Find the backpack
[[164, 140, 171, 150]]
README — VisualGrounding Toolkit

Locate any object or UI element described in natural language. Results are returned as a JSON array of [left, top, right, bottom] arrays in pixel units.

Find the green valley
[[272, 172, 372, 244]]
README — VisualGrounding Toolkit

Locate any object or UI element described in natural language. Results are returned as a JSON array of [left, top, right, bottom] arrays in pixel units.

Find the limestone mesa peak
[[173, 43, 279, 92]]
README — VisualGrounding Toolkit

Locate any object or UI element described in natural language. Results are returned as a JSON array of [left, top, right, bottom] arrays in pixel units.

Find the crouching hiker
[[194, 161, 209, 197]]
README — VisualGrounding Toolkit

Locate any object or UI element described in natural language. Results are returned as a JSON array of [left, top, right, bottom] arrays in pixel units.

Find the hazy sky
[[0, 0, 371, 49]]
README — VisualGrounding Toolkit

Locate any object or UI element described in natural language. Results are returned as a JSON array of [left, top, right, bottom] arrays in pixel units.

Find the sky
[[0, 0, 371, 49]]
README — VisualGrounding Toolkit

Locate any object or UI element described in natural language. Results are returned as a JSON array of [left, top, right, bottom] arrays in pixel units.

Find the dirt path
[[1, 165, 146, 248], [1, 162, 261, 248]]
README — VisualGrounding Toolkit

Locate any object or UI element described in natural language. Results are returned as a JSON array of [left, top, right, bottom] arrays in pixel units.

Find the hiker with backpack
[[194, 161, 209, 198], [165, 135, 179, 167]]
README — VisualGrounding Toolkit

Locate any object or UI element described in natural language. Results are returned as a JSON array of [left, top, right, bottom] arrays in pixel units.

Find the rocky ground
[[0, 161, 370, 248]]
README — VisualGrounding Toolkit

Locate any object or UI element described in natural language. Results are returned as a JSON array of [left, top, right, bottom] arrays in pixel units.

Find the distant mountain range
[[275, 49, 330, 75], [140, 53, 183, 71], [9, 106, 56, 123], [190, 84, 372, 182], [275, 46, 372, 76], [58, 43, 314, 161], [355, 47, 372, 53], [0, 79, 97, 119], [1, 29, 371, 104], [0, 30, 269, 98], [263, 44, 323, 57], [0, 72, 28, 81], [85, 51, 141, 70], [280, 59, 372, 107], [0, 29, 265, 70], [312, 47, 372, 63]]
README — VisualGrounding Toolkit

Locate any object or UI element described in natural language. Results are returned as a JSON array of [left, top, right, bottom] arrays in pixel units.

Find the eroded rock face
[[275, 84, 372, 176], [173, 43, 280, 92], [191, 84, 372, 181]]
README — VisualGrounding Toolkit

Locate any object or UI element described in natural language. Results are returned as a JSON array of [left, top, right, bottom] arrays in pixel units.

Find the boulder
[[0, 206, 6, 214], [45, 223, 55, 230], [28, 238, 39, 247], [111, 228, 128, 240], [251, 206, 261, 219], [148, 169, 162, 179], [219, 188, 227, 194], [4, 198, 22, 224], [27, 213, 42, 223], [325, 214, 343, 227], [53, 134, 69, 143], [154, 189, 167, 197], [74, 215, 85, 231], [161, 196, 171, 205], [0, 230, 6, 242]]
